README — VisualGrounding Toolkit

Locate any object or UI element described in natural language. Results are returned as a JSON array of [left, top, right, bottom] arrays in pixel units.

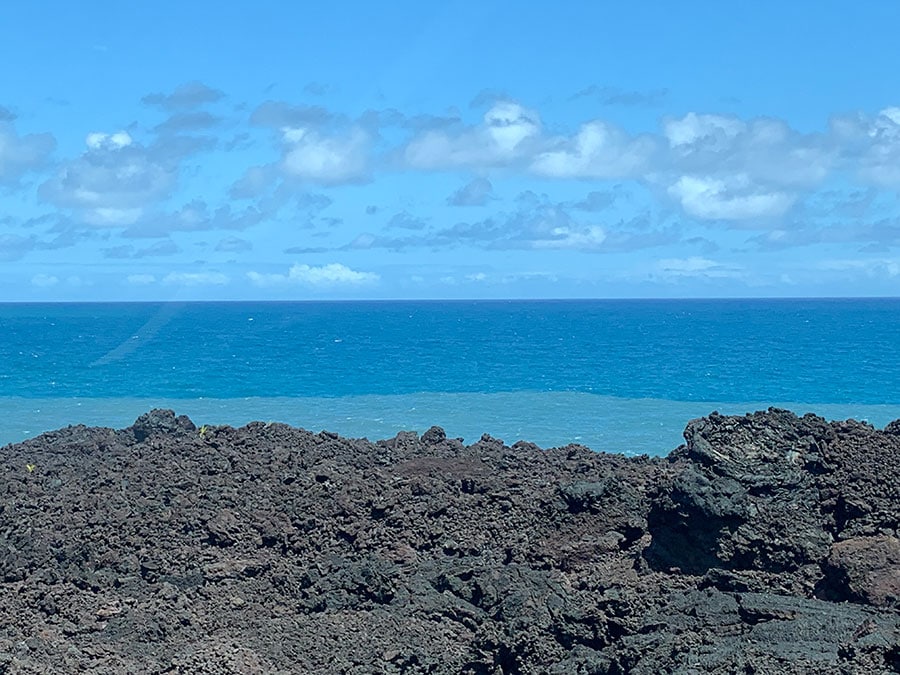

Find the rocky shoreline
[[0, 408, 898, 673]]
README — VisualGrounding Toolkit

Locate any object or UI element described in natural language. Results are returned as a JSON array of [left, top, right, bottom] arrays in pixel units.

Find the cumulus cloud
[[278, 126, 370, 185], [447, 177, 494, 206], [142, 81, 224, 110], [404, 105, 847, 225], [668, 175, 795, 221], [664, 113, 745, 148], [237, 98, 900, 237], [245, 100, 370, 191], [832, 107, 900, 188], [668, 114, 832, 187], [401, 100, 654, 181], [532, 121, 657, 179], [0, 122, 56, 184], [18, 90, 900, 266], [662, 113, 834, 222], [404, 101, 541, 169], [247, 263, 379, 287], [86, 131, 133, 150], [38, 130, 178, 226], [162, 271, 229, 286]]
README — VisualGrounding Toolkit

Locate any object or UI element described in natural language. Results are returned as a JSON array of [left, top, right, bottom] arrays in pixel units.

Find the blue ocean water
[[2, 299, 899, 455]]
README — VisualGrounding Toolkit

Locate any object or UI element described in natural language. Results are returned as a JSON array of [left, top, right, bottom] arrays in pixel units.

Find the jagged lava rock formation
[[0, 408, 898, 673]]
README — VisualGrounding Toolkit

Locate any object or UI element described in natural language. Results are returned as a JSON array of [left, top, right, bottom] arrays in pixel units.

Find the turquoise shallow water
[[2, 393, 899, 456], [2, 299, 899, 455]]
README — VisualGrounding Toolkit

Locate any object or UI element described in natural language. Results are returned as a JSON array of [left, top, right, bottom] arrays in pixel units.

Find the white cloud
[[247, 263, 379, 287], [280, 126, 369, 184], [532, 121, 656, 178], [127, 273, 156, 285], [484, 101, 541, 152], [162, 272, 229, 286], [664, 113, 744, 147], [661, 112, 835, 222], [39, 131, 175, 226], [31, 273, 59, 287], [404, 101, 541, 169], [400, 104, 840, 228], [831, 107, 900, 189], [85, 131, 132, 150], [668, 175, 795, 220], [877, 107, 900, 128]]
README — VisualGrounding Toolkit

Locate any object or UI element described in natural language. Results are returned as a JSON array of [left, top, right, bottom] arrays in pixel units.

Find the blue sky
[[2, 1, 900, 301]]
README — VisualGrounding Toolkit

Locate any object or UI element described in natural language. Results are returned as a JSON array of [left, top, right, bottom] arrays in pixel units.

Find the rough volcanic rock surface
[[0, 408, 898, 673]]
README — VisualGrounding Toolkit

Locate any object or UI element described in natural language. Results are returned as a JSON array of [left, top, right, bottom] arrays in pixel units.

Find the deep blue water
[[2, 299, 899, 453]]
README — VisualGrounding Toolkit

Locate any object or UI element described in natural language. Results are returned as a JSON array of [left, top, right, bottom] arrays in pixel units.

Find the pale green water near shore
[[3, 393, 899, 457]]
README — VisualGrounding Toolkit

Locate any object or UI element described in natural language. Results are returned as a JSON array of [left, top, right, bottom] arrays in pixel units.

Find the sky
[[2, 1, 900, 301]]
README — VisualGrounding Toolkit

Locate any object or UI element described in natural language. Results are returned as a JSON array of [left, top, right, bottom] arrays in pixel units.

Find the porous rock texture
[[0, 408, 898, 673]]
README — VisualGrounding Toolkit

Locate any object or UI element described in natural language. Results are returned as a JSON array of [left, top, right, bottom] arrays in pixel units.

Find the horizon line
[[2, 295, 900, 305]]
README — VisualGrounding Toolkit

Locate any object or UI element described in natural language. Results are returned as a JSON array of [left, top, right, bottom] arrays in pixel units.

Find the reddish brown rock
[[825, 536, 900, 608]]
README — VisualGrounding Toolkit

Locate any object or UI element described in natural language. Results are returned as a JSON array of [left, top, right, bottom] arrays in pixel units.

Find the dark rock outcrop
[[0, 407, 898, 673], [646, 410, 835, 575]]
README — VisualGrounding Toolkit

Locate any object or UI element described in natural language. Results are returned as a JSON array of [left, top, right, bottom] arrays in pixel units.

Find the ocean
[[2, 298, 899, 455]]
